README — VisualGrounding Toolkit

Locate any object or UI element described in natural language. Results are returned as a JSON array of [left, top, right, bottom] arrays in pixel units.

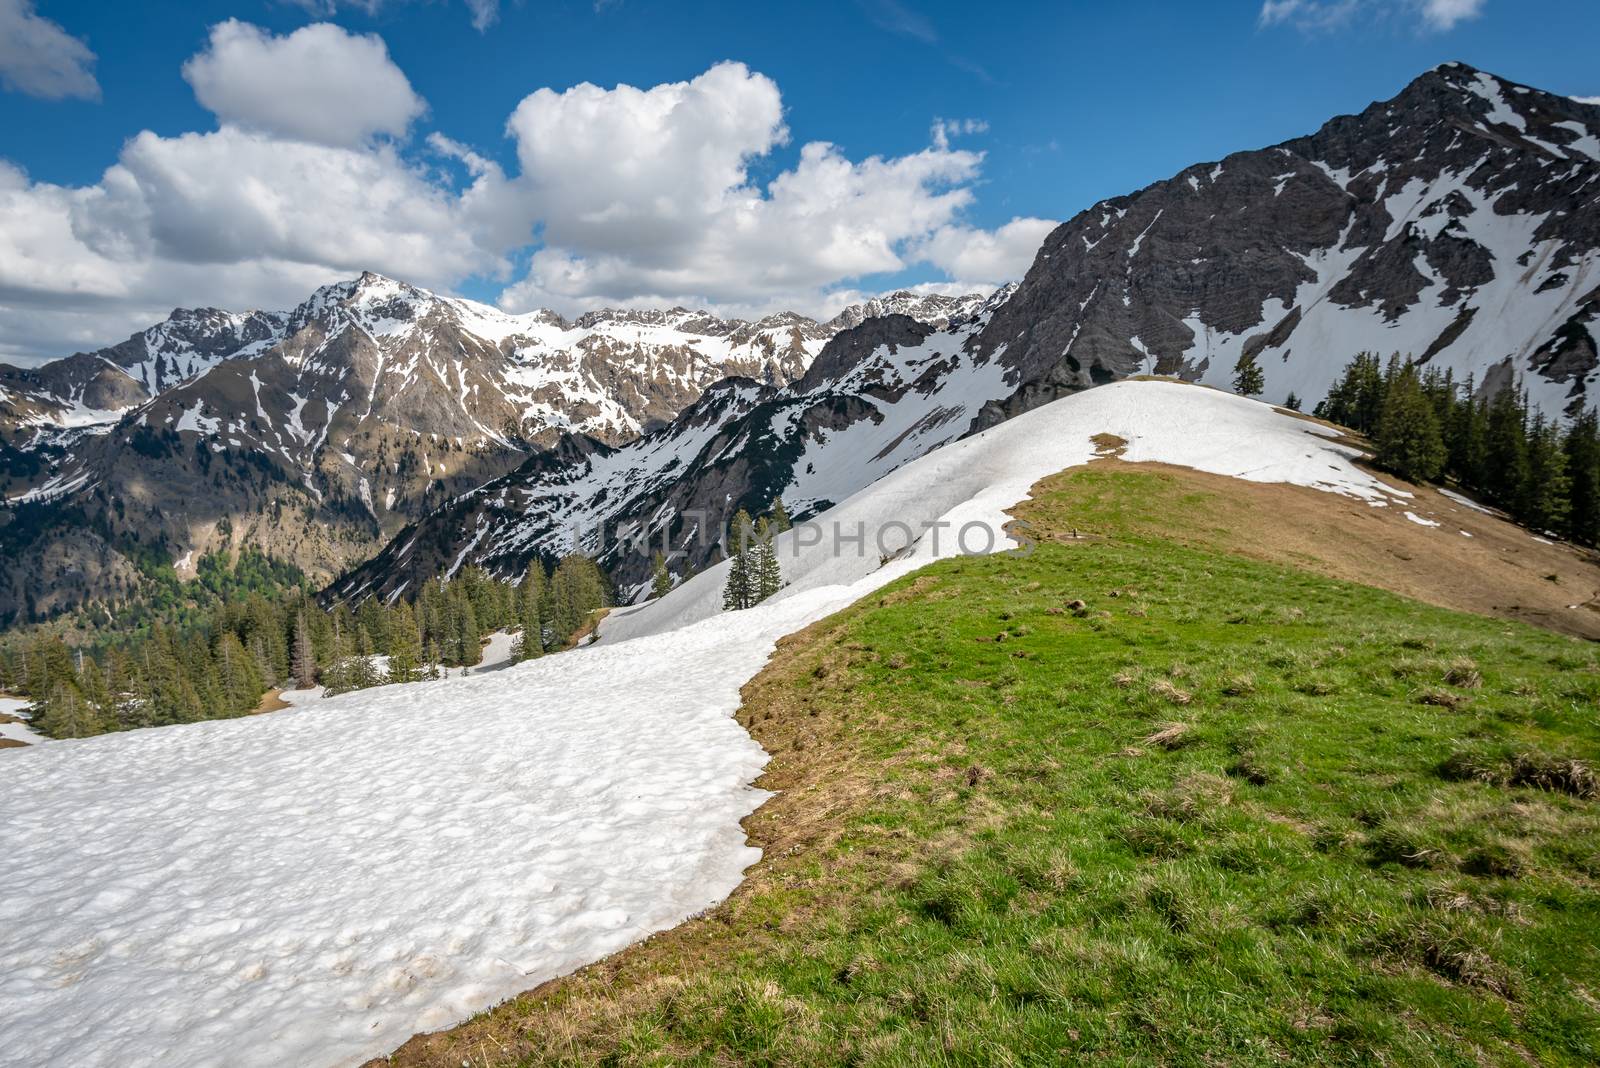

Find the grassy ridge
[[388, 468, 1600, 1067]]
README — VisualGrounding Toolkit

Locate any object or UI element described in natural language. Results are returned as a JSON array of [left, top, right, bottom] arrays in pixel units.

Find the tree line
[[1312, 352, 1600, 545], [0, 551, 610, 739]]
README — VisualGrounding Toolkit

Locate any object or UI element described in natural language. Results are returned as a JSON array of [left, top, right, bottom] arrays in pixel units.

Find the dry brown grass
[[1024, 459, 1600, 641], [1147, 679, 1193, 706], [1143, 722, 1193, 750]]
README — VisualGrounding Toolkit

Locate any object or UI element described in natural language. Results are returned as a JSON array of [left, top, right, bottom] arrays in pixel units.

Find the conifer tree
[[1374, 362, 1446, 483], [722, 510, 755, 611], [546, 554, 607, 647], [650, 551, 673, 600], [1283, 392, 1301, 412], [291, 613, 318, 690], [769, 498, 792, 532], [753, 517, 782, 603], [1484, 384, 1530, 507], [1521, 412, 1570, 533], [514, 565, 546, 661], [386, 601, 423, 683], [1563, 409, 1600, 546], [1232, 352, 1265, 397]]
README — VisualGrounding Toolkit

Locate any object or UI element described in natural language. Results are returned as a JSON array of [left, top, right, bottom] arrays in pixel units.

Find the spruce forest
[[1, 553, 610, 739], [1317, 352, 1600, 545]]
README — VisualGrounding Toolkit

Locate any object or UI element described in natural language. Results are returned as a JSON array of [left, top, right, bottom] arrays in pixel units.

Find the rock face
[[0, 274, 988, 623], [334, 64, 1600, 607], [975, 62, 1600, 424], [330, 289, 1020, 605]]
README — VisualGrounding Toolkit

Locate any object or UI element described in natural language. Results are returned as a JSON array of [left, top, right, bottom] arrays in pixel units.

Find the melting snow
[[1404, 511, 1440, 527], [1439, 487, 1494, 514]]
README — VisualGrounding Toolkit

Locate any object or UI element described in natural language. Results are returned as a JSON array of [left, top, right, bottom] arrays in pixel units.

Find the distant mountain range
[[0, 276, 987, 623], [333, 63, 1600, 604], [4, 62, 1598, 625]]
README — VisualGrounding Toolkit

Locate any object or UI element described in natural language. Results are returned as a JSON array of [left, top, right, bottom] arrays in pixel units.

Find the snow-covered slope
[[602, 380, 1402, 641], [0, 380, 1405, 1068]]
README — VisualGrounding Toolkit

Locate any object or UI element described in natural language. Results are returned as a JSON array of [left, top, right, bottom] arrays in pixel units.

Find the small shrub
[[1417, 688, 1469, 710]]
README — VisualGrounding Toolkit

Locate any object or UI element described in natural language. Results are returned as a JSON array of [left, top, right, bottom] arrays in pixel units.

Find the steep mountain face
[[331, 290, 1019, 604], [334, 64, 1600, 607], [975, 62, 1600, 424], [0, 274, 986, 623]]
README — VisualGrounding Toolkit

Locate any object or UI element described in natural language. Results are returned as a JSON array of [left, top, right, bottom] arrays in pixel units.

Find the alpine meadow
[[1, 2, 1598, 1066]]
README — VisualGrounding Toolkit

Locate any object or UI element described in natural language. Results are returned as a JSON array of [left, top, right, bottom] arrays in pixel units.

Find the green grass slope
[[383, 468, 1600, 1068]]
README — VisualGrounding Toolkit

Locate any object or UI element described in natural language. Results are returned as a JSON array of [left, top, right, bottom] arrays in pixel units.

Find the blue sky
[[1, 0, 1597, 361]]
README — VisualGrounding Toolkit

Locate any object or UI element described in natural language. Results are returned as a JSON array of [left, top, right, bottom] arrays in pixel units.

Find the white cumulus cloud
[[0, 0, 99, 100], [0, 39, 1051, 361], [912, 217, 1057, 285], [182, 20, 426, 147]]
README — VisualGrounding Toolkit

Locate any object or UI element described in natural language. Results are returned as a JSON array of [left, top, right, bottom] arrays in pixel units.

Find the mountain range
[[333, 62, 1600, 604], [0, 277, 986, 622], [3, 62, 1598, 624]]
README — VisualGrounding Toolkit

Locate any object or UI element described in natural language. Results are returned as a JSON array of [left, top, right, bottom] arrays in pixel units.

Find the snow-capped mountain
[[0, 274, 990, 623], [332, 290, 1023, 604], [823, 288, 1001, 332], [335, 63, 1600, 606], [976, 62, 1600, 424]]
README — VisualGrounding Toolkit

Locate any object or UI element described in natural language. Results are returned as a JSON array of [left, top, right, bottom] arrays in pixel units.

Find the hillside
[[333, 63, 1600, 608], [384, 466, 1600, 1067], [7, 380, 1596, 1068]]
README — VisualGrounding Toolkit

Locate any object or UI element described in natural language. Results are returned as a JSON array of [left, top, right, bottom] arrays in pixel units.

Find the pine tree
[[722, 510, 755, 611], [1374, 362, 1446, 483], [1232, 352, 1265, 397], [514, 562, 547, 661], [1484, 384, 1530, 507], [1563, 409, 1600, 546], [1323, 352, 1385, 434], [291, 613, 318, 690], [1521, 412, 1570, 533], [753, 517, 782, 603], [454, 594, 479, 667], [546, 554, 607, 647], [1283, 392, 1301, 412], [386, 601, 423, 684], [769, 498, 792, 532], [650, 551, 673, 600]]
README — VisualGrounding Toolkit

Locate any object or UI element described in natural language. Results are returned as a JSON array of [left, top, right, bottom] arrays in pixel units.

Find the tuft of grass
[[1445, 657, 1483, 689], [1144, 721, 1193, 749]]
